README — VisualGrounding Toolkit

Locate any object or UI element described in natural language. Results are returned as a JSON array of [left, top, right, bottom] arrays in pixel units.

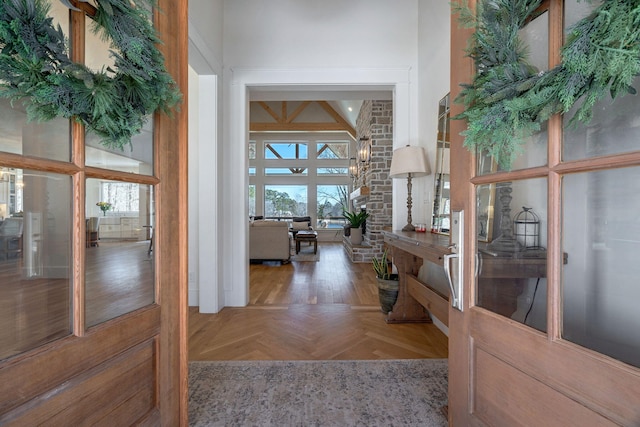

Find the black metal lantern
[[514, 206, 540, 249]]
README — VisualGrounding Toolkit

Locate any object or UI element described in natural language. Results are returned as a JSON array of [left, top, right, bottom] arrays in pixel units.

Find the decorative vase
[[376, 275, 399, 314], [350, 227, 363, 245]]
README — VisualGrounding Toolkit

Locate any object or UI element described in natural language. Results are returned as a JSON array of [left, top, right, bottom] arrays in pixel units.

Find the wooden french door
[[449, 1, 640, 425], [0, 1, 187, 425]]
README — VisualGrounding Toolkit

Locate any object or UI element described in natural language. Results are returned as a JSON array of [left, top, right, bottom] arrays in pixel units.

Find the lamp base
[[402, 223, 415, 232]]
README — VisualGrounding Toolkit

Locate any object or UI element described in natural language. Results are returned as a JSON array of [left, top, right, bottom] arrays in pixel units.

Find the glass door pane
[[563, 167, 640, 367], [476, 178, 548, 332], [85, 179, 155, 327], [0, 169, 72, 360]]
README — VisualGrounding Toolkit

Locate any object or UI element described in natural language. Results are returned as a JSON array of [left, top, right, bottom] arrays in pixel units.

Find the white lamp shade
[[389, 145, 431, 178]]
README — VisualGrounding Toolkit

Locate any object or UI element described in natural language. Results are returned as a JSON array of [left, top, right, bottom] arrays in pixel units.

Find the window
[[316, 185, 348, 229], [265, 142, 307, 159], [249, 185, 256, 217], [265, 185, 307, 217], [265, 167, 307, 176], [250, 134, 352, 225], [317, 142, 349, 159], [317, 167, 348, 175], [101, 181, 139, 213]]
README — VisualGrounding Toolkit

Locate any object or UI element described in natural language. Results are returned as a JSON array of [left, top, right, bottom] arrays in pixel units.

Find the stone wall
[[344, 100, 393, 263]]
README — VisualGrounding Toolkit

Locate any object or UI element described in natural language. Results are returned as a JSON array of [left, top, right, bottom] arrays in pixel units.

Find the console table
[[382, 229, 561, 324], [381, 230, 451, 324]]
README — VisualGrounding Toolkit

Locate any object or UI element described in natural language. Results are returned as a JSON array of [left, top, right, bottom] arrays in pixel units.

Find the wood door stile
[[382, 231, 450, 324], [0, 0, 187, 424]]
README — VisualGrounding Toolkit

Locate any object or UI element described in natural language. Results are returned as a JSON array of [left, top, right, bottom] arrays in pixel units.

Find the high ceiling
[[249, 87, 393, 129]]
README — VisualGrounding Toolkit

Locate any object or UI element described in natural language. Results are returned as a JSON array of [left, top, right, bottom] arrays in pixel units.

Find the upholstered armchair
[[290, 216, 312, 237]]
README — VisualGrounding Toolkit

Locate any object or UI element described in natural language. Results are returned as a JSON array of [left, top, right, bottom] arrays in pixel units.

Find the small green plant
[[372, 249, 391, 280], [342, 209, 369, 228]]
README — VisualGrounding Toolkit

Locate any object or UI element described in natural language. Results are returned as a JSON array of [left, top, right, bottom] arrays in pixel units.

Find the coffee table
[[295, 230, 318, 254]]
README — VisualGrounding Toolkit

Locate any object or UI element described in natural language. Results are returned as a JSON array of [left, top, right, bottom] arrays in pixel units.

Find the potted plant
[[343, 209, 369, 245], [372, 249, 399, 314]]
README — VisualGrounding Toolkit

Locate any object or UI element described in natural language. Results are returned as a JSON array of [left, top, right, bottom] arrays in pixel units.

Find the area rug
[[188, 359, 448, 426], [290, 247, 320, 262], [289, 240, 320, 262]]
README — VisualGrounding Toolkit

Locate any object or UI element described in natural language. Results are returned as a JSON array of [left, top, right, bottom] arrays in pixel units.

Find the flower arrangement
[[96, 201, 112, 216]]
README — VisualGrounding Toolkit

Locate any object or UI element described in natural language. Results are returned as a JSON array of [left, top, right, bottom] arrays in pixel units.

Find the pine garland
[[0, 0, 181, 150], [454, 0, 640, 169]]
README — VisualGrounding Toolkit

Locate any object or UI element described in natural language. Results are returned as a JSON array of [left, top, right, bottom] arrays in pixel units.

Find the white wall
[[189, 0, 224, 75], [223, 0, 418, 69]]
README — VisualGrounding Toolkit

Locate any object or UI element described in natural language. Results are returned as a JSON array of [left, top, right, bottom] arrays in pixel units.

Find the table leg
[[386, 246, 432, 323]]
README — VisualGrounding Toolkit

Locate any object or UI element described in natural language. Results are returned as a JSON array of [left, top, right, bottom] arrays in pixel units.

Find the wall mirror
[[431, 94, 450, 234]]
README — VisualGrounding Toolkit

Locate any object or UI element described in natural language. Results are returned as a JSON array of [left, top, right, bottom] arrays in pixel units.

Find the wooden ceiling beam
[[251, 122, 353, 133], [286, 101, 311, 123], [317, 101, 356, 138], [258, 101, 281, 123], [251, 101, 356, 139]]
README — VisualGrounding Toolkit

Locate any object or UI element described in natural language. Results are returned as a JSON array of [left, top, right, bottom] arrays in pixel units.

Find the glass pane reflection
[[505, 11, 549, 171], [563, 168, 640, 368], [476, 179, 548, 332], [85, 179, 155, 327], [0, 100, 70, 161], [0, 169, 72, 360], [564, 75, 640, 162], [0, 1, 71, 161], [85, 119, 154, 175], [83, 9, 154, 174]]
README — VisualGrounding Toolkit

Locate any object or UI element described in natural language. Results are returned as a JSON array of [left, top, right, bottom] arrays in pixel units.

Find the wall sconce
[[349, 157, 359, 181], [358, 137, 371, 172]]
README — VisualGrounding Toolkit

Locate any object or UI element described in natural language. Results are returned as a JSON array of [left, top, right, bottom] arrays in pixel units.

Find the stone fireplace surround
[[344, 100, 393, 263]]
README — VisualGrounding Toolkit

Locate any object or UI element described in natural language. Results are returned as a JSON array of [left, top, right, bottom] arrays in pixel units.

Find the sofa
[[249, 220, 291, 262]]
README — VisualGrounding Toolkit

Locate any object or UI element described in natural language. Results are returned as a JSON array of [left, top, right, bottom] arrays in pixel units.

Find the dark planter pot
[[344, 224, 351, 237], [376, 275, 399, 314]]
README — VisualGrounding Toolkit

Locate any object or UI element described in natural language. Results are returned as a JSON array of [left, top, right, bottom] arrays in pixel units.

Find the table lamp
[[389, 145, 431, 231]]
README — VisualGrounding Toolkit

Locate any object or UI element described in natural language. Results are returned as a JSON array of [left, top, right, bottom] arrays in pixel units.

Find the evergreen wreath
[[0, 0, 181, 150], [454, 0, 640, 169]]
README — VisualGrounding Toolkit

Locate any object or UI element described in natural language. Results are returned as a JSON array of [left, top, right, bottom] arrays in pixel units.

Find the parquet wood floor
[[189, 243, 449, 361]]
